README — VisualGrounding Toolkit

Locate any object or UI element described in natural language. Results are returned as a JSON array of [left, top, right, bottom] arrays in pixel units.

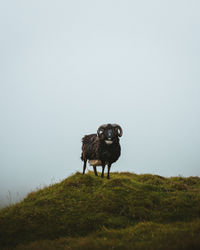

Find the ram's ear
[[97, 124, 107, 137], [97, 128, 104, 138], [112, 124, 123, 137]]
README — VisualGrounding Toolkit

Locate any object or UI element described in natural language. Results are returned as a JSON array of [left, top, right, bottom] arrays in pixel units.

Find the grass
[[0, 171, 200, 249]]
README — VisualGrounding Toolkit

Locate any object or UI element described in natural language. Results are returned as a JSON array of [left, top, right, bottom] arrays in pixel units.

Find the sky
[[0, 0, 200, 205]]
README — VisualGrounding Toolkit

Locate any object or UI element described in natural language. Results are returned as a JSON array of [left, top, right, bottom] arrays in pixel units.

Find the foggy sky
[[0, 0, 200, 205]]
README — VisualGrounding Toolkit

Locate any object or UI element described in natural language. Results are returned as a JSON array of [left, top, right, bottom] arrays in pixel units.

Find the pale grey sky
[[0, 0, 200, 205]]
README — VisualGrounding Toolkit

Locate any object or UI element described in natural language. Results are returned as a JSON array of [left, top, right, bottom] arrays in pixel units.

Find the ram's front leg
[[101, 162, 106, 178], [107, 163, 112, 179]]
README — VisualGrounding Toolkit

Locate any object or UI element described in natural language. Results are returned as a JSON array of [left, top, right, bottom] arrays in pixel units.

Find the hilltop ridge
[[0, 172, 200, 249]]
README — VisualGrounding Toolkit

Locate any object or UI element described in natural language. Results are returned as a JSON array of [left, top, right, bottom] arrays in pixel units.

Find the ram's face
[[103, 126, 117, 145], [97, 124, 122, 145]]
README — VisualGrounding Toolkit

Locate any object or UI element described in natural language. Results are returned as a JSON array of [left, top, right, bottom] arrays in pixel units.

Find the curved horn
[[112, 124, 123, 137], [97, 124, 107, 137]]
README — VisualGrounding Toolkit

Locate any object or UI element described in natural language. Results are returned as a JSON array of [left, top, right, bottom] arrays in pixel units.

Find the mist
[[1, 0, 200, 206]]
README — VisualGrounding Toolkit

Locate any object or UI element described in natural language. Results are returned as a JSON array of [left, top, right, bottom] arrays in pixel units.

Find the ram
[[81, 124, 123, 179]]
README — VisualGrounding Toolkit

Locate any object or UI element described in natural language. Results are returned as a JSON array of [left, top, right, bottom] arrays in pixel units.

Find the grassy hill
[[0, 172, 200, 249]]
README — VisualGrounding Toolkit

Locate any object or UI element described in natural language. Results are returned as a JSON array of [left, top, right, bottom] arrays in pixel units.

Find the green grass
[[0, 171, 200, 249]]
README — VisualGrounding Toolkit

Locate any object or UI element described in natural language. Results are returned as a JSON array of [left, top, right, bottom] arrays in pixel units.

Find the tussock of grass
[[0, 171, 200, 249], [15, 220, 200, 250]]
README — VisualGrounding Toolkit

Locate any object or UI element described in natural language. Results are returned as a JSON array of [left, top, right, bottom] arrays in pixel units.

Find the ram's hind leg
[[93, 166, 98, 176], [83, 159, 87, 175]]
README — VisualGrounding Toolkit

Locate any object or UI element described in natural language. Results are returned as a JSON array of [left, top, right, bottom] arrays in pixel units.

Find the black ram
[[81, 123, 123, 179]]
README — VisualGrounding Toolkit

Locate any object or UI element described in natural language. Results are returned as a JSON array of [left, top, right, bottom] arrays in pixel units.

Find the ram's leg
[[83, 159, 87, 174], [101, 163, 105, 178], [93, 166, 98, 176], [107, 163, 111, 179]]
